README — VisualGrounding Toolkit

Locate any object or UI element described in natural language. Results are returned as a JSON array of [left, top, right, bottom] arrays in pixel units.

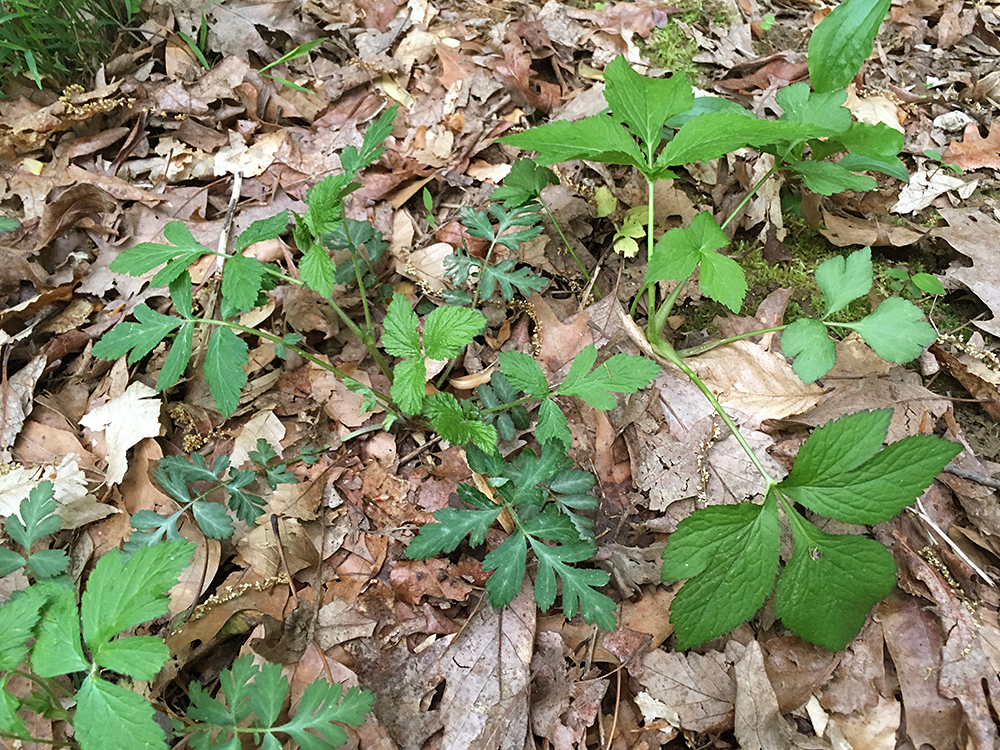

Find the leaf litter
[[3, 0, 1000, 747]]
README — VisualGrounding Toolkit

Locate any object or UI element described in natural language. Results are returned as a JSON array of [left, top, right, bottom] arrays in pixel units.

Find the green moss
[[641, 0, 736, 80]]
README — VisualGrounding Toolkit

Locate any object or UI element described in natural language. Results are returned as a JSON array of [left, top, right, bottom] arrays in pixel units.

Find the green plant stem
[[480, 393, 537, 414], [645, 177, 657, 321], [675, 325, 786, 357], [11, 668, 74, 707], [341, 215, 374, 333], [0, 728, 75, 747], [719, 163, 779, 233], [539, 200, 599, 297]]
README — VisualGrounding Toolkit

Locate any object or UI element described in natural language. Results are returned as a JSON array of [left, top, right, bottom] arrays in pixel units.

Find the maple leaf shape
[[944, 121, 1000, 171]]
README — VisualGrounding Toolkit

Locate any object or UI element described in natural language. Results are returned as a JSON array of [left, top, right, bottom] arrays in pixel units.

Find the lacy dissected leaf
[[191, 500, 235, 539], [76, 675, 166, 750], [204, 326, 249, 417], [6, 480, 60, 550], [278, 678, 373, 750], [407, 504, 502, 560], [299, 243, 336, 299], [530, 537, 615, 629], [556, 345, 661, 409], [490, 159, 559, 206], [662, 495, 780, 650], [30, 582, 88, 677], [846, 297, 937, 363], [480, 259, 548, 300], [499, 351, 549, 399], [236, 210, 289, 252], [221, 253, 268, 313], [423, 391, 498, 454], [383, 293, 421, 358], [778, 410, 961, 523], [775, 506, 896, 650], [109, 220, 211, 287], [91, 304, 183, 364], [498, 114, 648, 170], [482, 532, 529, 608], [603, 55, 694, 152], [80, 540, 193, 650], [536, 399, 572, 450], [788, 160, 877, 195], [808, 0, 892, 92], [781, 318, 836, 384], [423, 305, 486, 359], [816, 246, 873, 316]]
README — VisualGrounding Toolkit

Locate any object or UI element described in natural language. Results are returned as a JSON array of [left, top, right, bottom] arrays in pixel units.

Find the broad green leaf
[[91, 637, 169, 681], [784, 409, 891, 485], [236, 210, 289, 252], [157, 322, 193, 392], [76, 675, 166, 750], [499, 351, 549, 398], [536, 399, 572, 450], [835, 121, 907, 180], [557, 345, 660, 409], [390, 356, 426, 416], [31, 583, 88, 677], [788, 161, 877, 196], [699, 249, 747, 313], [299, 243, 336, 299], [279, 681, 373, 750], [776, 84, 852, 134], [382, 293, 421, 358], [7, 480, 59, 549], [603, 55, 693, 152], [81, 540, 193, 649], [423, 305, 486, 359], [424, 391, 499, 454], [530, 537, 615, 629], [407, 507, 501, 559], [222, 253, 267, 313], [490, 159, 559, 206], [781, 318, 836, 384], [780, 433, 962, 524], [808, 0, 892, 92], [647, 210, 728, 284], [0, 585, 47, 670], [482, 532, 528, 608], [662, 495, 780, 650], [205, 326, 249, 417], [91, 304, 182, 363], [775, 505, 896, 650], [836, 152, 909, 181], [191, 500, 235, 539], [816, 247, 873, 316], [847, 297, 937, 363], [498, 115, 647, 170]]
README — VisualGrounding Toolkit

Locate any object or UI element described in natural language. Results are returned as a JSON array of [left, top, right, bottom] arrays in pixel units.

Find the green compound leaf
[[279, 679, 373, 750], [299, 243, 336, 299], [236, 210, 289, 252], [498, 114, 647, 171], [781, 318, 836, 384], [109, 220, 211, 285], [661, 494, 780, 650], [603, 55, 693, 153], [31, 582, 88, 677], [482, 532, 528, 609], [775, 505, 896, 650], [221, 253, 268, 313], [383, 293, 421, 358], [499, 351, 549, 399], [205, 326, 249, 417], [787, 409, 892, 483], [847, 297, 937, 363], [816, 246, 873, 316], [407, 506, 502, 560], [0, 548, 25, 577], [423, 305, 486, 360], [6, 480, 60, 550], [91, 304, 183, 364], [536, 399, 572, 450], [529, 537, 615, 629], [480, 259, 548, 301], [808, 0, 892, 93], [788, 160, 877, 196], [76, 674, 166, 750], [556, 345, 661, 410], [423, 391, 498, 454], [81, 540, 193, 651], [390, 356, 426, 416]]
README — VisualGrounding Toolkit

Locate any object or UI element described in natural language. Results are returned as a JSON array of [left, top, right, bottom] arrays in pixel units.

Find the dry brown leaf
[[818, 209, 925, 247], [79, 381, 164, 485], [762, 636, 839, 715], [936, 208, 1000, 337], [944, 121, 1000, 171], [0, 354, 45, 449]]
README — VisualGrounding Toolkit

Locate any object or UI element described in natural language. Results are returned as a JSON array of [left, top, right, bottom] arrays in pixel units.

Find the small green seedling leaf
[[815, 246, 872, 317], [556, 345, 661, 409], [781, 318, 836, 384], [846, 297, 937, 363], [911, 272, 945, 295]]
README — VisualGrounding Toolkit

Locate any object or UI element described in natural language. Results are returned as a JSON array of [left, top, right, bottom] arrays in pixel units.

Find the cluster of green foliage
[[0, 483, 372, 749], [0, 0, 139, 88]]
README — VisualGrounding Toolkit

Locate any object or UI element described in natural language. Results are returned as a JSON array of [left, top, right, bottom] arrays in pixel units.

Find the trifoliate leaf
[[30, 583, 88, 677], [775, 505, 896, 650], [75, 675, 166, 750], [847, 297, 936, 363], [222, 253, 267, 313], [781, 318, 836, 384], [603, 55, 694, 152], [91, 304, 182, 363], [383, 293, 421, 358], [816, 246, 872, 316], [299, 243, 336, 299], [204, 326, 248, 417], [498, 351, 549, 398], [236, 210, 289, 252], [661, 495, 780, 650], [482, 533, 528, 608], [647, 210, 727, 284], [536, 399, 572, 450], [423, 305, 486, 359], [556, 345, 660, 410], [530, 537, 615, 629], [389, 356, 426, 416], [81, 540, 193, 650]]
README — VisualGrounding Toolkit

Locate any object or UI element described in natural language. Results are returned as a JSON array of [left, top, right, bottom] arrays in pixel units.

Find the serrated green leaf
[[557, 345, 660, 409], [603, 55, 693, 152], [847, 297, 936, 362], [549, 469, 595, 495], [91, 637, 169, 681], [236, 210, 289, 252], [423, 305, 486, 359], [76, 675, 166, 750], [531, 538, 615, 629], [808, 0, 892, 92], [783, 409, 892, 485], [92, 304, 183, 363], [109, 221, 210, 278], [191, 500, 235, 539], [498, 115, 648, 170], [521, 504, 582, 544], [204, 326, 248, 417], [25, 549, 68, 578], [0, 679, 28, 738], [647, 210, 728, 284], [407, 507, 501, 559], [390, 356, 426, 416], [247, 661, 286, 728], [81, 540, 193, 650], [0, 585, 46, 670], [466, 442, 507, 478], [775, 504, 896, 650], [662, 495, 780, 650], [480, 259, 548, 300], [536, 399, 572, 450], [424, 391, 499, 454], [30, 582, 88, 677], [304, 174, 352, 238], [482, 532, 528, 608], [789, 160, 877, 195], [7, 480, 59, 549], [222, 253, 267, 313], [816, 247, 873, 316], [490, 159, 558, 206], [0, 548, 24, 576], [779, 432, 962, 524], [169, 271, 194, 320], [383, 293, 421, 358], [698, 248, 748, 313], [157, 322, 193, 392], [279, 681, 373, 750], [781, 318, 836, 384], [299, 243, 336, 299]]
